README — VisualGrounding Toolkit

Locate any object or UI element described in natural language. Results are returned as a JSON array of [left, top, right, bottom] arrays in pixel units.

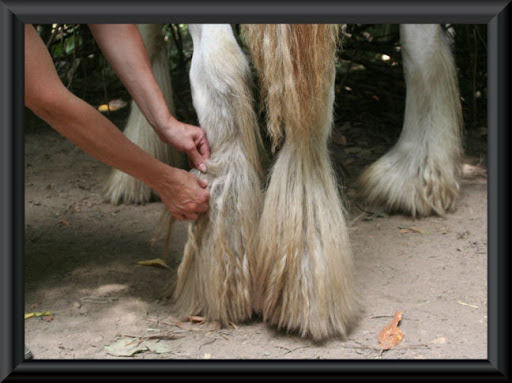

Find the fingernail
[[199, 163, 207, 173]]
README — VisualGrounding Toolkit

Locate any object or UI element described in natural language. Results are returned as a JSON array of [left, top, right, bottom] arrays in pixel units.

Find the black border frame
[[1, 0, 509, 380]]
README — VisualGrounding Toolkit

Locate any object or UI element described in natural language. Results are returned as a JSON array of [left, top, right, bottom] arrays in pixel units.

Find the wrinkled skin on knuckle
[[183, 141, 196, 153]]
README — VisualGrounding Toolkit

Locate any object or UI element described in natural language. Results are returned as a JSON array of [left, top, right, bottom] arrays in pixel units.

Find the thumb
[[198, 177, 208, 188], [188, 148, 207, 173]]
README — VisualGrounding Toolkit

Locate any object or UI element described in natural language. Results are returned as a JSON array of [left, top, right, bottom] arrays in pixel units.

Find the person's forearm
[[25, 24, 209, 220], [25, 24, 164, 185], [35, 90, 172, 190], [88, 24, 176, 132]]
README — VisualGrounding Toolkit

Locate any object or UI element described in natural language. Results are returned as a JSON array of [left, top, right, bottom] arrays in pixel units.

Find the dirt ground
[[23, 106, 488, 361]]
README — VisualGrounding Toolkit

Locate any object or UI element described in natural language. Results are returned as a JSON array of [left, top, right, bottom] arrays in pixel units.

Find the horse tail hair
[[243, 24, 360, 341], [242, 24, 340, 152]]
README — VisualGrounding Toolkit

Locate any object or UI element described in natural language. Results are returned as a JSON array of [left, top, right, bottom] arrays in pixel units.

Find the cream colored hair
[[164, 24, 264, 325], [358, 24, 463, 217], [107, 23, 462, 342], [242, 24, 360, 340], [104, 24, 187, 205]]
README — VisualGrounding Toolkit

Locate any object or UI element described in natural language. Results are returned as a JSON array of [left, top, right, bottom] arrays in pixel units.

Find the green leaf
[[137, 258, 171, 271], [25, 311, 53, 320]]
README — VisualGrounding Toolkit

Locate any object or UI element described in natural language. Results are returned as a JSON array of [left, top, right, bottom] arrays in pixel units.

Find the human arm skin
[[25, 24, 209, 221], [88, 24, 210, 173]]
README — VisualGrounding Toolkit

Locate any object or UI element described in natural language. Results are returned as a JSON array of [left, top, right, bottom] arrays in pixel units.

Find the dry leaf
[[398, 226, 427, 235], [188, 316, 206, 324], [378, 311, 405, 350], [58, 219, 71, 226], [144, 339, 175, 354], [162, 317, 194, 331], [42, 315, 54, 322], [410, 226, 427, 234], [105, 337, 147, 357], [137, 258, 171, 270]]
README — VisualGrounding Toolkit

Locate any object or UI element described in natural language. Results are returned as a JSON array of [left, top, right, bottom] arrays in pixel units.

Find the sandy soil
[[24, 109, 488, 361]]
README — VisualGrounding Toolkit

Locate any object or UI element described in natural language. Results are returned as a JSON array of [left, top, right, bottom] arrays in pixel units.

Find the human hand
[[156, 120, 210, 173], [153, 166, 210, 221]]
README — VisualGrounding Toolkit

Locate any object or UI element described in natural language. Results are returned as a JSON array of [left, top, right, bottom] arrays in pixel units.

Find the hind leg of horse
[[244, 25, 360, 341], [104, 24, 187, 205], [358, 24, 463, 217]]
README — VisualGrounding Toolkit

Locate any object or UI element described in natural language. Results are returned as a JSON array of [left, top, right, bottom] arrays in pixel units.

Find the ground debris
[[188, 315, 206, 324], [162, 316, 221, 332], [105, 331, 183, 357], [25, 311, 53, 320], [457, 300, 479, 309], [398, 226, 428, 235], [378, 311, 405, 351], [137, 258, 171, 271], [105, 337, 147, 357], [80, 296, 118, 304]]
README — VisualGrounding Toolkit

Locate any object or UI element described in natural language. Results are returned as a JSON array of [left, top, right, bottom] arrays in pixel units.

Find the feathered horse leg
[[165, 24, 264, 325], [358, 24, 463, 217], [104, 24, 187, 205], [243, 24, 360, 341]]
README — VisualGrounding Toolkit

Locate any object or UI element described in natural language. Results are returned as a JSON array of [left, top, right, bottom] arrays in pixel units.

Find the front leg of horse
[[165, 24, 264, 326], [358, 24, 463, 217]]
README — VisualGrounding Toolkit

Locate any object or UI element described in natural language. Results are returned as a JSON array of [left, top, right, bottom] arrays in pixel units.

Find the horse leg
[[244, 24, 360, 341], [358, 24, 463, 217], [165, 24, 264, 325], [104, 24, 187, 205]]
